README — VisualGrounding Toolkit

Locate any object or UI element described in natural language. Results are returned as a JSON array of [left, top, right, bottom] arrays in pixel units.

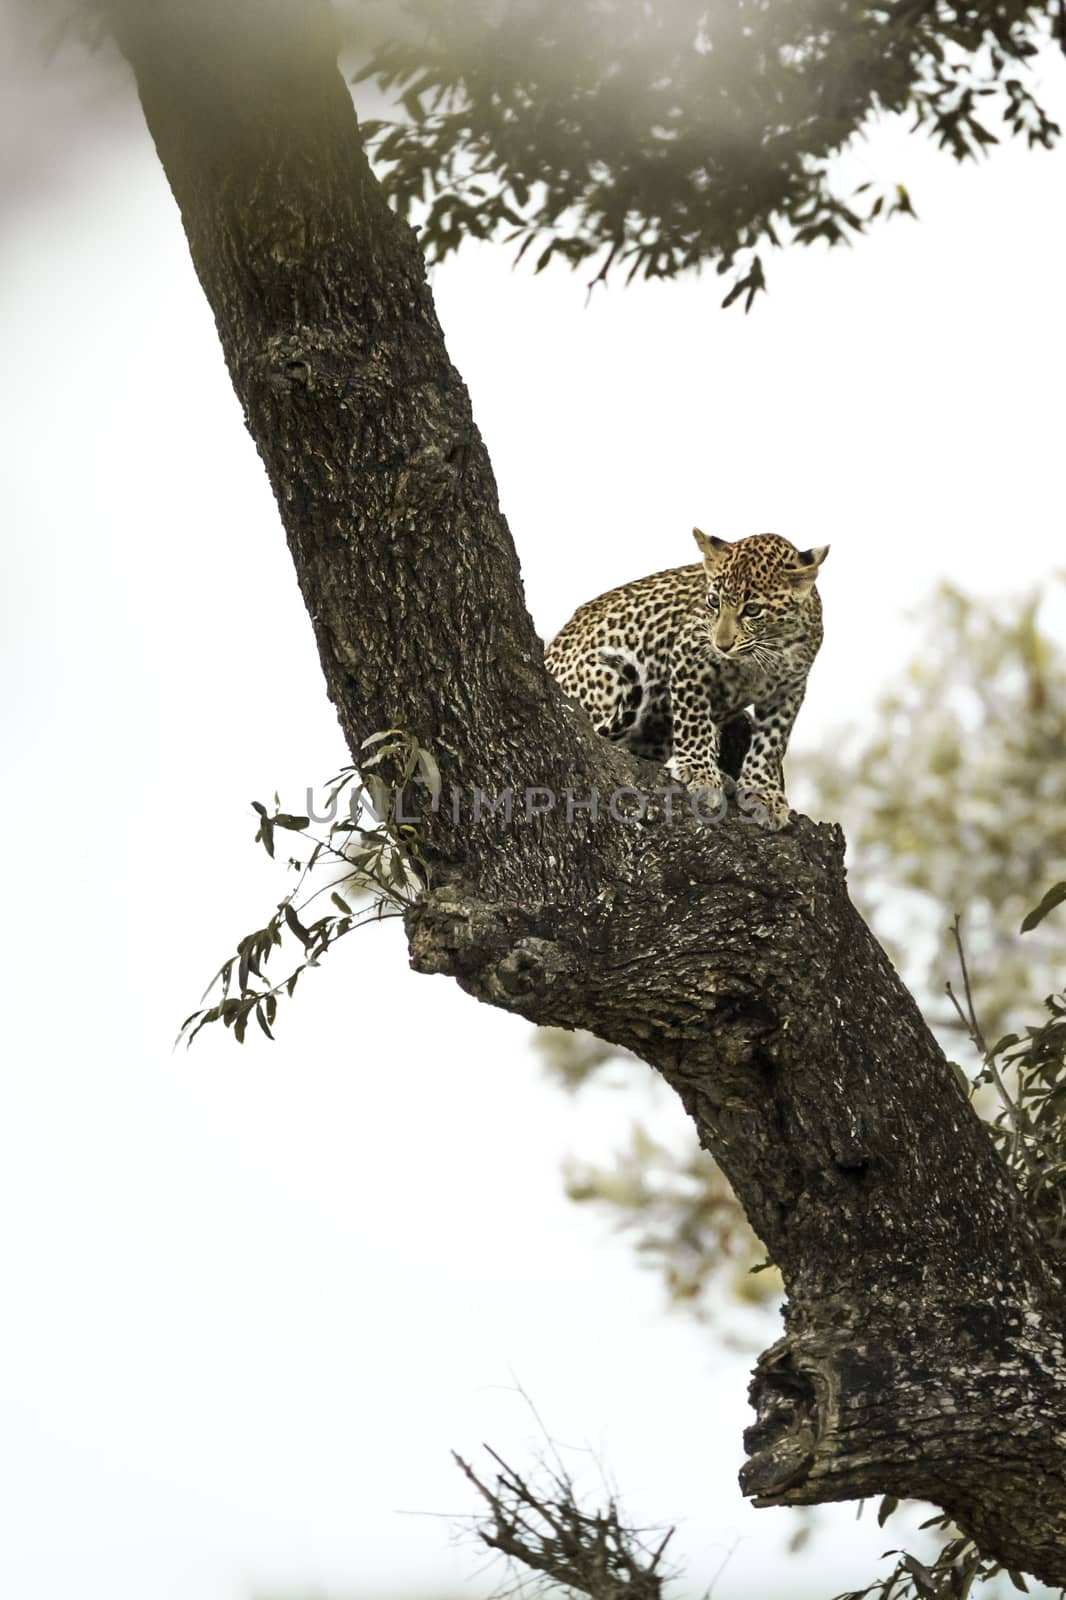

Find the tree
[[101, 0, 1066, 1587]]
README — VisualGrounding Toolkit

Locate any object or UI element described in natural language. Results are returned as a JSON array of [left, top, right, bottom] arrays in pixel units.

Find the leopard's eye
[[707, 591, 720, 611], [742, 602, 763, 618]]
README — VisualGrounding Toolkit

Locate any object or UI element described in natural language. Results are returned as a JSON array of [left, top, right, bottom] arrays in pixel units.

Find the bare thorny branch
[[455, 1447, 675, 1600]]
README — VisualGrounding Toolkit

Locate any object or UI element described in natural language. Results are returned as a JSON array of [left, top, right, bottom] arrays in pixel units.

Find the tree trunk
[[109, 0, 1066, 1582]]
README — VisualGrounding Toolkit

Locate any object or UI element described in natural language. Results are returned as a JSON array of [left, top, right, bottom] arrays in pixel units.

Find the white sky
[[2, 15, 1065, 1600]]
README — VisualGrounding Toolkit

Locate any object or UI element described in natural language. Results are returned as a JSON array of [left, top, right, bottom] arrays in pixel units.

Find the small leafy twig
[[946, 914, 988, 1055], [178, 732, 438, 1046], [946, 918, 1034, 1175]]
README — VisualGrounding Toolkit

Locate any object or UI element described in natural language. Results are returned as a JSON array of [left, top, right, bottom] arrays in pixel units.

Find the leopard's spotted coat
[[545, 530, 828, 830]]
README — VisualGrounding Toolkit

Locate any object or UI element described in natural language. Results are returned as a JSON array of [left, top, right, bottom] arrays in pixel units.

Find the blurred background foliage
[[808, 580, 1066, 1041], [541, 580, 1066, 1319]]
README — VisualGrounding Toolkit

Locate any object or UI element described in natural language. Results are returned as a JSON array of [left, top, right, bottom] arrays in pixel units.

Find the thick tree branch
[[110, 0, 1066, 1583], [112, 0, 632, 898]]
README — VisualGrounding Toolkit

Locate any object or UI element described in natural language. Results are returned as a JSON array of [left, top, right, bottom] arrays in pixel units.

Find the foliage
[[807, 582, 1066, 1044], [537, 1027, 622, 1092], [950, 901, 1066, 1262], [563, 1119, 782, 1311], [355, 0, 1062, 302], [834, 1507, 1038, 1599], [178, 731, 437, 1046]]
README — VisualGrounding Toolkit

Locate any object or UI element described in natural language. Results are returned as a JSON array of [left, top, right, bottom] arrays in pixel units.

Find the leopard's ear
[[784, 543, 830, 594], [693, 528, 731, 573]]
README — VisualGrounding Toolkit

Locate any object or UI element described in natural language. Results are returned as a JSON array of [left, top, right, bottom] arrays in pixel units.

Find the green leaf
[[876, 1495, 899, 1527], [416, 745, 442, 798], [899, 1553, 941, 1598], [283, 902, 313, 948], [948, 1060, 970, 1094], [1020, 882, 1066, 933]]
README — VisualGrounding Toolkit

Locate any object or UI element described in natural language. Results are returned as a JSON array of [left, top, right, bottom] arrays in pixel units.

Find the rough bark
[[110, 0, 1066, 1583]]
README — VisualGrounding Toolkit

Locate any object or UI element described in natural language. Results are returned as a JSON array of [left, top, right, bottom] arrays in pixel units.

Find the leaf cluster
[[178, 731, 436, 1046], [805, 581, 1066, 1045], [564, 1120, 782, 1311], [354, 0, 1061, 302], [951, 890, 1066, 1261], [836, 1507, 1037, 1599]]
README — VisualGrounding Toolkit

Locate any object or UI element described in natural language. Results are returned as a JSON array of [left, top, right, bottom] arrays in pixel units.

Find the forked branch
[[456, 1448, 674, 1600]]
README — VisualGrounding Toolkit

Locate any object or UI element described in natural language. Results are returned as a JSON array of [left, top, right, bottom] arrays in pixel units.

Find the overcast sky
[[2, 11, 1066, 1600]]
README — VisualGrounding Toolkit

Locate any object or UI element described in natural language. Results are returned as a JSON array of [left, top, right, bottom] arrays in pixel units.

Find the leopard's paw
[[736, 785, 792, 832], [667, 758, 728, 823], [686, 782, 728, 824]]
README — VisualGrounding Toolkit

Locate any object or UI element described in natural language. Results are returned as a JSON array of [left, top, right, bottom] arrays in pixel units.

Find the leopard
[[545, 529, 829, 830]]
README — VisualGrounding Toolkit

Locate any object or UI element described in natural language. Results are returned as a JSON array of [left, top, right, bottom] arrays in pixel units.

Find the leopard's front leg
[[665, 639, 729, 822], [737, 687, 804, 831]]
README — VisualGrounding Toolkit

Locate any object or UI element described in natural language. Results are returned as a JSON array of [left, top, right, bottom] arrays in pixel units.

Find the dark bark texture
[[111, 0, 1066, 1582]]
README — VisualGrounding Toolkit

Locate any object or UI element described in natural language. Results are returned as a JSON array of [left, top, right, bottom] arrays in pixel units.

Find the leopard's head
[[692, 529, 828, 660]]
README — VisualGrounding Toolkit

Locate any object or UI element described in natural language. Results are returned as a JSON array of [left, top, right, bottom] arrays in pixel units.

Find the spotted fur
[[545, 530, 828, 830]]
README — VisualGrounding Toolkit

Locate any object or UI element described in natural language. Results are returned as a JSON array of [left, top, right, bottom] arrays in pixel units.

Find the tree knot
[[406, 892, 569, 1014], [489, 937, 567, 1003], [741, 1335, 838, 1503]]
